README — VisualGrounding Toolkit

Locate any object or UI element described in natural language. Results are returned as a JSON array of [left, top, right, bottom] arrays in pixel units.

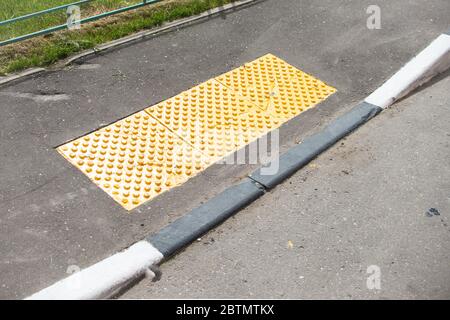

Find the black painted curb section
[[250, 102, 382, 189], [147, 178, 264, 258], [146, 102, 381, 259]]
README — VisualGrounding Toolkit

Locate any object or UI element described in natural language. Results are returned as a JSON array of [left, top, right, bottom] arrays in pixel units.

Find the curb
[[0, 0, 260, 88], [149, 178, 265, 258], [26, 29, 450, 299], [366, 33, 450, 108], [249, 102, 381, 189], [0, 68, 45, 86]]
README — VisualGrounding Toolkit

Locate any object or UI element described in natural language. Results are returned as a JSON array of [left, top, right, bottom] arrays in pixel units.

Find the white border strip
[[26, 241, 163, 300], [366, 33, 450, 108]]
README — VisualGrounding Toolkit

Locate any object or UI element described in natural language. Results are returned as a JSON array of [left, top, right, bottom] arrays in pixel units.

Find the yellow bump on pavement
[[145, 79, 264, 162], [58, 111, 208, 210], [58, 54, 336, 210], [215, 53, 336, 121], [220, 106, 283, 149]]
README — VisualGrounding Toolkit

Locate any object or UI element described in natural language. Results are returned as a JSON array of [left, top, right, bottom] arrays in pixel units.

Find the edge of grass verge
[[0, 0, 237, 75]]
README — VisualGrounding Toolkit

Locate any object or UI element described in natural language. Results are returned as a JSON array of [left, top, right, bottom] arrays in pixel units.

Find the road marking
[[58, 54, 336, 210]]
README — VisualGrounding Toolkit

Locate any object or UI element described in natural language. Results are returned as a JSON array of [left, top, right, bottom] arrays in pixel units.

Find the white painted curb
[[26, 241, 163, 300], [366, 33, 450, 108], [0, 0, 259, 87]]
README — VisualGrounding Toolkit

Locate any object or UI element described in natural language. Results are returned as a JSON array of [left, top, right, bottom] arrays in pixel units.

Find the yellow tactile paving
[[146, 79, 254, 130], [219, 105, 284, 151], [57, 111, 208, 210], [58, 54, 336, 211], [215, 53, 336, 121], [145, 79, 264, 162]]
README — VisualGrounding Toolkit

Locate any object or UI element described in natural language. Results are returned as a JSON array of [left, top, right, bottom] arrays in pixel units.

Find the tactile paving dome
[[58, 111, 209, 210], [216, 53, 336, 121], [58, 54, 336, 210], [145, 79, 276, 163]]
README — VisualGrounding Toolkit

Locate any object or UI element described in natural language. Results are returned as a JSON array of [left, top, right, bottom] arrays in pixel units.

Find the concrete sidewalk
[[1, 0, 449, 299], [123, 74, 450, 299]]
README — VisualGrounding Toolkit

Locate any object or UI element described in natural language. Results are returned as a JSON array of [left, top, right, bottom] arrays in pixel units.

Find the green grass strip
[[0, 0, 235, 75]]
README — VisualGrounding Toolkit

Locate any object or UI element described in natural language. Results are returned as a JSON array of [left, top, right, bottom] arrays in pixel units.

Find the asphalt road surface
[[0, 0, 449, 299], [123, 72, 450, 299]]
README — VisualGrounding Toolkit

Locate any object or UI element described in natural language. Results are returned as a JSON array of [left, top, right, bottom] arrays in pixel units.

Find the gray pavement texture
[[123, 73, 450, 300], [0, 0, 449, 299]]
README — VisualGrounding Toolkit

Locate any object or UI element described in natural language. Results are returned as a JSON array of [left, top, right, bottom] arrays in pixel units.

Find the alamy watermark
[[366, 265, 381, 290], [366, 5, 381, 30], [64, 1, 281, 175], [67, 5, 81, 30], [66, 264, 82, 290], [65, 0, 238, 30], [207, 0, 236, 19], [172, 121, 280, 176]]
